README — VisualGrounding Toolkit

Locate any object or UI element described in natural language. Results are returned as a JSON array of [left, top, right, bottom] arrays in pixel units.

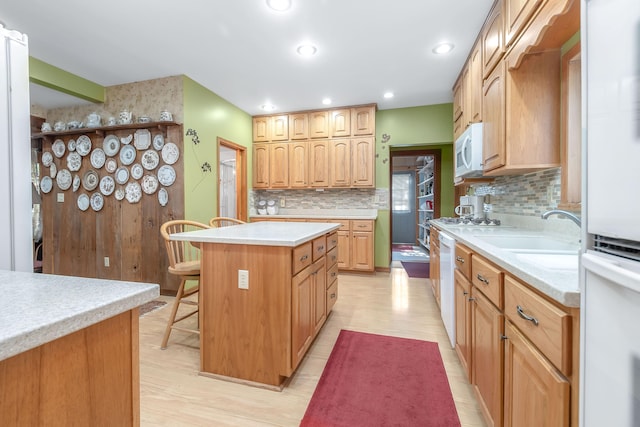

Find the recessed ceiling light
[[266, 0, 291, 11], [383, 92, 394, 99], [261, 103, 277, 111], [432, 43, 454, 55], [322, 98, 332, 105], [296, 44, 317, 57]]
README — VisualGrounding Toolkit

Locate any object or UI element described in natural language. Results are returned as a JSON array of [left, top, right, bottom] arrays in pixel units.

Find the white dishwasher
[[438, 231, 456, 348]]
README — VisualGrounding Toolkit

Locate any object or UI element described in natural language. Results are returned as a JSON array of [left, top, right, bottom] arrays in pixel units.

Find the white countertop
[[431, 220, 581, 307], [250, 208, 378, 220], [0, 270, 159, 362], [171, 221, 342, 247]]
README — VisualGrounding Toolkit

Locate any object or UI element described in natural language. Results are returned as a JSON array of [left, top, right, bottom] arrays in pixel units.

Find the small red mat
[[401, 261, 430, 278], [300, 330, 460, 427]]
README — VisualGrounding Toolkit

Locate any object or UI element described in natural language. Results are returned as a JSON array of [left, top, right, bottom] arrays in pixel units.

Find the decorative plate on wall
[[130, 163, 143, 180], [52, 139, 66, 158], [76, 135, 92, 156], [42, 151, 53, 167], [90, 148, 106, 169], [72, 174, 81, 192], [103, 134, 120, 157], [115, 166, 129, 185], [77, 193, 90, 211], [120, 134, 133, 145], [49, 163, 57, 179], [153, 134, 164, 150], [105, 158, 117, 173], [66, 152, 82, 172], [134, 129, 151, 150], [141, 174, 159, 194], [141, 149, 159, 170], [158, 188, 168, 207], [161, 142, 179, 165], [40, 176, 53, 194], [90, 192, 104, 211], [56, 168, 72, 191], [157, 165, 176, 187], [119, 145, 136, 165], [125, 181, 142, 203], [67, 139, 76, 152], [114, 187, 125, 201], [99, 175, 115, 196], [82, 169, 99, 191]]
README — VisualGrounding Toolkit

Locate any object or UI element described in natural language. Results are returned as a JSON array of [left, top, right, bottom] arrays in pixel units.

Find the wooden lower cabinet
[[292, 257, 326, 367], [471, 287, 505, 427], [503, 321, 570, 427], [332, 220, 374, 272], [429, 227, 441, 306], [454, 269, 472, 380]]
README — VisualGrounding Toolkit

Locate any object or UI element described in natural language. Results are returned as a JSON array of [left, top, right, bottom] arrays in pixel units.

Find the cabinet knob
[[300, 255, 308, 261]]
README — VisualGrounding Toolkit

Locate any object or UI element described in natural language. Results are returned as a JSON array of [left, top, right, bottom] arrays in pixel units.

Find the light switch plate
[[238, 269, 249, 289], [57, 193, 64, 202]]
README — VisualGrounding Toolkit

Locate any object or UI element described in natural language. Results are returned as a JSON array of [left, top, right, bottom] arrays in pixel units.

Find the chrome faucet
[[541, 209, 581, 227]]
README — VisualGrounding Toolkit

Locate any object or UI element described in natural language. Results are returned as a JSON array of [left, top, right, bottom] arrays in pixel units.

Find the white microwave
[[454, 123, 483, 179]]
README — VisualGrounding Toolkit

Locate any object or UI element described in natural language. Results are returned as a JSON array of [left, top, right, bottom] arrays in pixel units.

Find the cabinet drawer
[[351, 220, 373, 232], [327, 231, 338, 250], [312, 235, 327, 261], [504, 275, 572, 376], [471, 255, 503, 308], [292, 242, 312, 275], [327, 246, 338, 267], [327, 262, 339, 286], [327, 280, 338, 313], [455, 243, 473, 280]]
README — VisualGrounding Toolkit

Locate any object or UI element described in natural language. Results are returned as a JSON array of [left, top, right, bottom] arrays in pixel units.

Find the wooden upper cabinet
[[482, 0, 505, 78], [269, 143, 289, 188], [330, 109, 351, 138], [351, 106, 376, 136], [351, 137, 374, 187], [453, 74, 464, 122], [309, 140, 329, 187], [271, 115, 289, 141], [329, 139, 351, 187], [309, 111, 330, 138], [469, 38, 483, 124], [482, 61, 506, 173], [253, 143, 270, 188], [504, 0, 543, 47], [253, 117, 270, 142], [289, 113, 309, 140], [289, 141, 308, 188]]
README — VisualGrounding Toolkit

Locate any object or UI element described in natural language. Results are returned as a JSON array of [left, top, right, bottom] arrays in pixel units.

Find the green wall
[[374, 104, 455, 268], [29, 57, 105, 103], [182, 77, 252, 224]]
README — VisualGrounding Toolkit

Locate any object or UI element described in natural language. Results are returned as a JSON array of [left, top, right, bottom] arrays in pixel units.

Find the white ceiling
[[2, 0, 493, 115]]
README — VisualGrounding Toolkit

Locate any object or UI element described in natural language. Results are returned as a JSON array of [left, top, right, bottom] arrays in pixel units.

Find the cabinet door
[[289, 113, 309, 140], [482, 61, 506, 173], [312, 258, 327, 335], [289, 141, 308, 188], [309, 111, 330, 138], [469, 39, 483, 124], [330, 109, 351, 137], [503, 321, 570, 427], [351, 231, 373, 271], [482, 0, 505, 78], [431, 245, 440, 306], [454, 269, 472, 381], [351, 137, 374, 187], [329, 139, 351, 187], [271, 115, 289, 141], [471, 288, 504, 427], [269, 143, 289, 188], [292, 265, 313, 368], [253, 143, 270, 188], [351, 106, 376, 136], [453, 74, 464, 121], [504, 0, 542, 47], [308, 140, 329, 187], [337, 230, 350, 269], [253, 117, 270, 142]]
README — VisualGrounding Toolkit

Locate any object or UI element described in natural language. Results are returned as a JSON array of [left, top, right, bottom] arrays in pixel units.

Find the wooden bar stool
[[209, 216, 246, 228], [159, 219, 210, 350]]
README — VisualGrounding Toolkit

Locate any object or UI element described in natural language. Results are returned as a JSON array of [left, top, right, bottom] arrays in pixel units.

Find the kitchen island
[[171, 221, 340, 389], [0, 270, 158, 426]]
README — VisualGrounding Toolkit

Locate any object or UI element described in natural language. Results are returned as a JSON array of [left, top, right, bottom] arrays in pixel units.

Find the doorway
[[389, 149, 440, 265], [217, 138, 247, 221]]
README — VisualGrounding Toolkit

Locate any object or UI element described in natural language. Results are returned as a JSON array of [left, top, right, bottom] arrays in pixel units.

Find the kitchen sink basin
[[475, 235, 579, 252], [514, 252, 579, 270]]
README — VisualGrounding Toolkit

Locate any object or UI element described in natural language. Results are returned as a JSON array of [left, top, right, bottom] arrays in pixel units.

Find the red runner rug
[[300, 330, 460, 427], [401, 261, 431, 278]]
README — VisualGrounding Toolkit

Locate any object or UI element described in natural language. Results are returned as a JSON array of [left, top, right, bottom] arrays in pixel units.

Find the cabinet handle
[[456, 256, 465, 264], [330, 293, 336, 299], [317, 245, 324, 251], [476, 273, 490, 285], [468, 297, 475, 302], [516, 305, 539, 326], [300, 255, 308, 261], [463, 291, 469, 296], [331, 272, 337, 277], [500, 335, 508, 341]]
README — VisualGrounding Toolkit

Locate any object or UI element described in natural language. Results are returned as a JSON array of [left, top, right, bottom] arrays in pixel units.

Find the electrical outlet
[[104, 257, 110, 267], [280, 197, 285, 208], [57, 193, 64, 202], [373, 195, 380, 203], [238, 269, 249, 289]]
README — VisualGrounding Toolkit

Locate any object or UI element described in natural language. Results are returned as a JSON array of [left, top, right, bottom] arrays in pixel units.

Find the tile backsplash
[[250, 188, 389, 213]]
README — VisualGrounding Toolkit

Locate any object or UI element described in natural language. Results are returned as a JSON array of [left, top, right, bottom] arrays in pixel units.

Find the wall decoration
[[201, 162, 212, 173]]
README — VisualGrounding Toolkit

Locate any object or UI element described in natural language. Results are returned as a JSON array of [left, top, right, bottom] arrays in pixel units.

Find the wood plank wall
[[37, 124, 185, 294]]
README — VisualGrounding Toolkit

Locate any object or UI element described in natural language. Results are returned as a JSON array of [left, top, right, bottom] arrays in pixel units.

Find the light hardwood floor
[[139, 266, 486, 426]]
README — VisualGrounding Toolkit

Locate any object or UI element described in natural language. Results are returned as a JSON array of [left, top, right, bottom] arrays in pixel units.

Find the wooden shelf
[[32, 121, 181, 140]]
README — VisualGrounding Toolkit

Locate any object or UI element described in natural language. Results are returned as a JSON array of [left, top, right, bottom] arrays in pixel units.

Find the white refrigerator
[[581, 0, 640, 425], [0, 24, 33, 272]]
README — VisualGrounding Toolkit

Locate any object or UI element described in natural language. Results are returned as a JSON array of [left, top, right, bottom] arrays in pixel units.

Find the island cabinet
[[452, 247, 580, 427], [183, 222, 340, 389]]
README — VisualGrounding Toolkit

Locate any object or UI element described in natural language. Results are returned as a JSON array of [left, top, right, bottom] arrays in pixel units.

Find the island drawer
[[292, 242, 312, 275], [504, 275, 572, 375], [313, 235, 327, 261], [327, 231, 338, 250], [327, 281, 338, 313], [471, 255, 503, 309], [327, 262, 339, 286], [327, 246, 338, 267], [455, 243, 473, 280]]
